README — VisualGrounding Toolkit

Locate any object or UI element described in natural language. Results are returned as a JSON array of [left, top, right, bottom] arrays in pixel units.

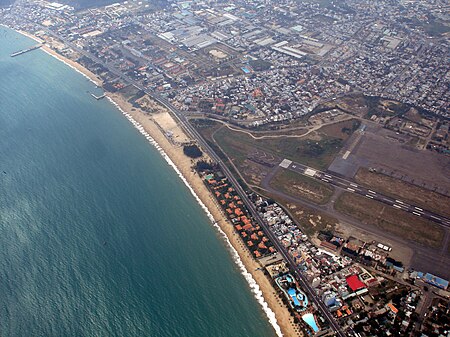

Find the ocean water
[[0, 27, 277, 337]]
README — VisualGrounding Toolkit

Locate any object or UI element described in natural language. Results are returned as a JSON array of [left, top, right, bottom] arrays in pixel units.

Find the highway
[[28, 26, 345, 336], [147, 99, 347, 336], [281, 159, 450, 229], [182, 127, 346, 337]]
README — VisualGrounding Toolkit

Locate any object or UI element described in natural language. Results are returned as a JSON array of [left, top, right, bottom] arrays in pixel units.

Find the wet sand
[[14, 27, 302, 337], [109, 94, 302, 337]]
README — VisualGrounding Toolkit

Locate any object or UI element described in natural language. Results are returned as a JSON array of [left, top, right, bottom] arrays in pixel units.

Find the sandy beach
[[108, 94, 302, 337], [13, 27, 302, 337], [13, 28, 103, 87]]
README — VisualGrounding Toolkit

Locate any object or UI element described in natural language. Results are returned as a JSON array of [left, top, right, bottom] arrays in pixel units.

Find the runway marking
[[430, 215, 441, 220], [304, 168, 317, 177], [324, 174, 332, 178], [347, 188, 355, 192], [279, 158, 292, 168], [350, 183, 358, 187], [413, 212, 421, 216], [322, 179, 331, 183], [395, 199, 405, 204], [368, 190, 376, 194], [393, 204, 402, 209], [414, 207, 423, 211], [342, 150, 351, 159], [365, 194, 374, 199]]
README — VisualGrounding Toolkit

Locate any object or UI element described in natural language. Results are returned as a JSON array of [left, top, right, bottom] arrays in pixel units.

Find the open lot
[[212, 123, 350, 170], [334, 192, 445, 249], [269, 169, 335, 205], [264, 193, 338, 238], [329, 123, 450, 195], [355, 167, 450, 217]]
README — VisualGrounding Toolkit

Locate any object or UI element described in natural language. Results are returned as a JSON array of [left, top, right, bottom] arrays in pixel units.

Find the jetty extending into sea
[[10, 44, 42, 57]]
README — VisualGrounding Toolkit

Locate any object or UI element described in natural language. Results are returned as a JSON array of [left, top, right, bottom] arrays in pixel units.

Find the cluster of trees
[[183, 145, 202, 159]]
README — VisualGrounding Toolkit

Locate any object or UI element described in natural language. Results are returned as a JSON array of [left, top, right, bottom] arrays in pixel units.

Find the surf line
[[107, 96, 284, 337]]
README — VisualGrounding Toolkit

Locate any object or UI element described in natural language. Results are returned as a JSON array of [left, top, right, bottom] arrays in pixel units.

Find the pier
[[90, 93, 106, 100], [10, 44, 42, 57]]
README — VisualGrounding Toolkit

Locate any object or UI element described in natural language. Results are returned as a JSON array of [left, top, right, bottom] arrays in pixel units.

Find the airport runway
[[279, 159, 450, 229]]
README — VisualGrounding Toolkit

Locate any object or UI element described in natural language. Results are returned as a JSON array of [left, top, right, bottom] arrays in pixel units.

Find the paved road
[[27, 25, 345, 336], [280, 159, 450, 229], [261, 166, 450, 280]]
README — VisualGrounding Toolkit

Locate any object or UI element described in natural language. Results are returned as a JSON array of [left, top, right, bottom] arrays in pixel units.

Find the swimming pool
[[288, 288, 301, 306], [302, 313, 319, 332]]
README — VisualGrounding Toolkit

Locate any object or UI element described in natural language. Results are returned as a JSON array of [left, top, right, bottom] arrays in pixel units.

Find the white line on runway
[[430, 215, 441, 220], [368, 190, 376, 194], [413, 212, 421, 216], [347, 188, 355, 192], [395, 199, 405, 204], [414, 207, 423, 211], [350, 183, 358, 187], [365, 194, 374, 199], [393, 204, 402, 209]]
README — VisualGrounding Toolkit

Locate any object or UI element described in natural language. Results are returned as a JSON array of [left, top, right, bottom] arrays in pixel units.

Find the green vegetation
[[213, 126, 344, 170], [364, 96, 411, 118], [269, 169, 335, 205], [249, 59, 272, 71], [341, 120, 361, 135], [193, 120, 249, 190], [183, 144, 203, 158], [334, 192, 444, 249]]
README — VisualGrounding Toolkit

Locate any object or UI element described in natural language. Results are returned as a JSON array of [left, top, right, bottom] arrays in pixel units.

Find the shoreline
[[10, 26, 300, 337]]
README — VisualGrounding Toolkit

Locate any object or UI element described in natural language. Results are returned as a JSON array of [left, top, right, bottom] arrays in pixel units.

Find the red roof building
[[346, 275, 366, 292]]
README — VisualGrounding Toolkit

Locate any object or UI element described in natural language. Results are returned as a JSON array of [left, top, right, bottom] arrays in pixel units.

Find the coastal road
[[25, 25, 345, 336], [280, 159, 450, 229], [157, 111, 347, 336], [141, 93, 346, 336]]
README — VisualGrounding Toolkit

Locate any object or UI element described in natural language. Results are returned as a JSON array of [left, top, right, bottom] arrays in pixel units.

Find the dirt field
[[269, 169, 335, 205], [212, 125, 346, 170], [265, 193, 338, 237], [355, 167, 450, 217], [317, 119, 360, 140], [334, 192, 445, 249], [353, 129, 450, 190], [330, 122, 450, 194]]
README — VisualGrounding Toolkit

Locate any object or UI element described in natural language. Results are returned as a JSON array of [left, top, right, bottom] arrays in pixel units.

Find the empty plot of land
[[153, 111, 190, 143], [334, 192, 445, 249], [352, 131, 450, 190], [355, 167, 450, 217], [213, 126, 346, 170], [269, 169, 335, 205], [265, 193, 338, 237]]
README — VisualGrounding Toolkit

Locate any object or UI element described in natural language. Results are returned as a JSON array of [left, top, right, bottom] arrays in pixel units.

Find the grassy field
[[269, 169, 335, 205], [193, 120, 249, 189], [334, 192, 444, 249], [213, 126, 344, 170], [355, 168, 450, 217]]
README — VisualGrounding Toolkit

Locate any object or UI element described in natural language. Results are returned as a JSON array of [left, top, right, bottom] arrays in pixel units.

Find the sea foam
[[106, 96, 284, 337], [13, 26, 285, 334]]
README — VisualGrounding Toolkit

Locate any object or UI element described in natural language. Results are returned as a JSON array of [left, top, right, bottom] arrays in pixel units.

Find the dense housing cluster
[[2, 0, 448, 131]]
